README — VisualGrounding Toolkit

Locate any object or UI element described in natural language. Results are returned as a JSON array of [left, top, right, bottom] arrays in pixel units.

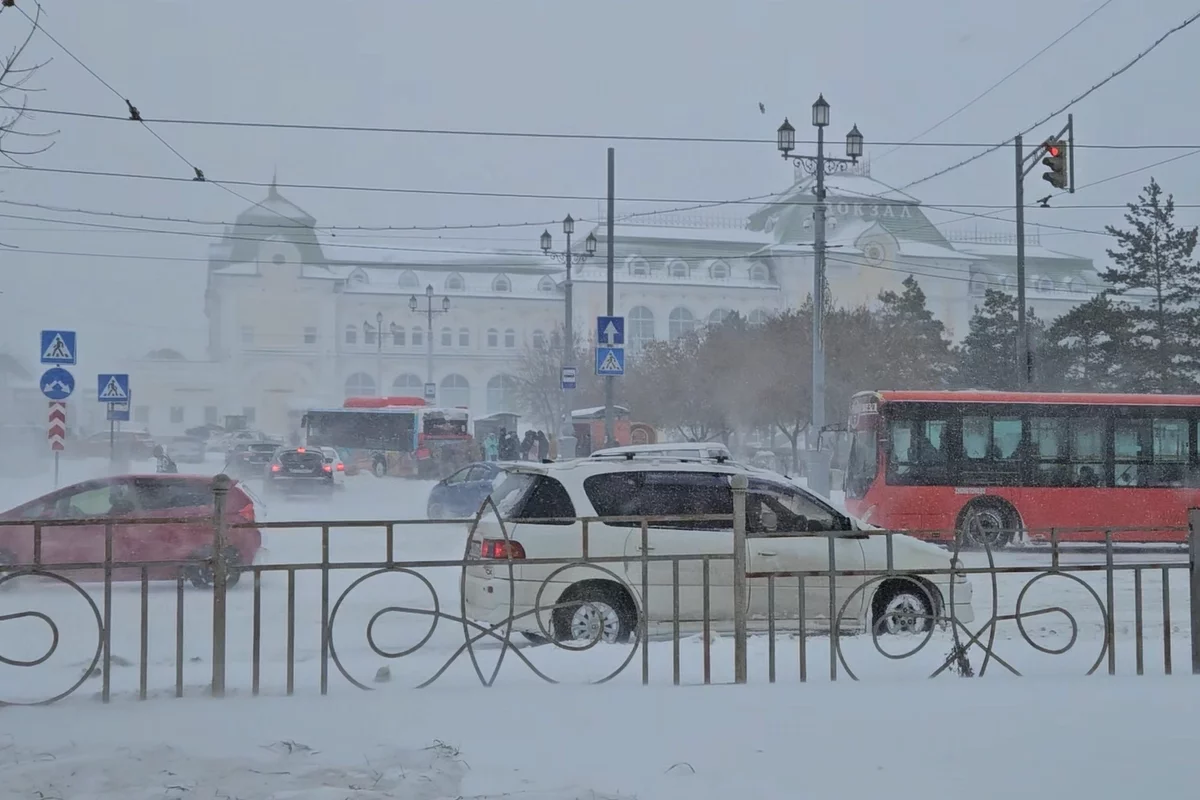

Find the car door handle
[[637, 545, 656, 552], [758, 551, 778, 557]]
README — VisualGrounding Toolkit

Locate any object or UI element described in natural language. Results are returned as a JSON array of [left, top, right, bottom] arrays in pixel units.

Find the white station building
[[67, 164, 1097, 438]]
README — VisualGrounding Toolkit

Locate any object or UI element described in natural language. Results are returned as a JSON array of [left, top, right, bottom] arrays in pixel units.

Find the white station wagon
[[464, 458, 974, 644]]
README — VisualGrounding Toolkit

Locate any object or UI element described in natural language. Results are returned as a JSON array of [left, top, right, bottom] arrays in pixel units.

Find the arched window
[[668, 307, 696, 340], [363, 322, 378, 346], [749, 264, 769, 282], [626, 256, 650, 276], [398, 270, 420, 289], [445, 273, 465, 291], [628, 306, 655, 353], [344, 325, 358, 345], [440, 374, 470, 408], [504, 329, 516, 348], [1037, 277, 1055, 293], [1062, 277, 1076, 295], [411, 326, 424, 346], [487, 374, 520, 414], [349, 269, 368, 285], [492, 274, 512, 292], [748, 308, 770, 327], [391, 325, 406, 347], [538, 276, 556, 292], [667, 259, 689, 278], [392, 373, 422, 393], [532, 330, 546, 350], [708, 260, 731, 279], [344, 372, 376, 397], [459, 327, 470, 347], [969, 275, 989, 297], [440, 327, 453, 347], [487, 328, 499, 348], [708, 308, 731, 326]]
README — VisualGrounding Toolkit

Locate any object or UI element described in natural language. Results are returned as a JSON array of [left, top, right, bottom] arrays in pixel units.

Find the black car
[[227, 443, 280, 480], [264, 447, 335, 498]]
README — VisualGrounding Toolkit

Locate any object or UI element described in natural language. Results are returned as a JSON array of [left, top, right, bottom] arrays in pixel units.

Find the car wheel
[[372, 459, 387, 478], [185, 547, 243, 589], [873, 581, 936, 636], [552, 584, 636, 645], [957, 501, 1015, 550], [427, 501, 445, 520]]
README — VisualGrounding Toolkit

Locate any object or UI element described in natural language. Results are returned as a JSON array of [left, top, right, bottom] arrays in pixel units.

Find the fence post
[[1190, 508, 1200, 675], [211, 473, 231, 697], [731, 473, 748, 684]]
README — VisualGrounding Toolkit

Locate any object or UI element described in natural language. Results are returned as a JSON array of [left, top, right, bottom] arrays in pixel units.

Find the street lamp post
[[360, 311, 403, 400], [409, 284, 451, 401], [776, 95, 863, 497], [540, 218, 597, 459]]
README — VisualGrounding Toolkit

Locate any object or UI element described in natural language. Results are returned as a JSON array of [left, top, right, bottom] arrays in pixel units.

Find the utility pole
[[541, 218, 597, 459], [1015, 113, 1074, 388], [603, 147, 617, 447], [776, 96, 863, 497], [364, 311, 384, 394]]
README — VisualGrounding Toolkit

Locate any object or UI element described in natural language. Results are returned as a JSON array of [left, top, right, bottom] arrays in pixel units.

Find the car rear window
[[489, 472, 575, 524], [279, 451, 324, 470], [583, 471, 733, 529], [133, 478, 214, 511]]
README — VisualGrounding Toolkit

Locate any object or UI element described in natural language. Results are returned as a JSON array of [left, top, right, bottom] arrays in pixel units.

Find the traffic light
[[1042, 139, 1068, 189]]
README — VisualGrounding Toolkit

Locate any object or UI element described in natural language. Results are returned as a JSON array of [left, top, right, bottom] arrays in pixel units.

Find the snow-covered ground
[[0, 455, 1192, 706], [3, 678, 1200, 799]]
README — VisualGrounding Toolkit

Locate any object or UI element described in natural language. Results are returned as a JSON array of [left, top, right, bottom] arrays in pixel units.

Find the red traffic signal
[[1042, 139, 1068, 189]]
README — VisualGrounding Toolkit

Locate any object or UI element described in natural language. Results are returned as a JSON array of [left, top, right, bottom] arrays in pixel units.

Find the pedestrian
[[520, 430, 536, 460], [537, 430, 550, 461], [153, 444, 178, 474], [484, 432, 499, 461]]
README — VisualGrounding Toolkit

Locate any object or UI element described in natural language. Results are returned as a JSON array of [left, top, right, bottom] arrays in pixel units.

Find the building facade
[[114, 167, 1098, 438]]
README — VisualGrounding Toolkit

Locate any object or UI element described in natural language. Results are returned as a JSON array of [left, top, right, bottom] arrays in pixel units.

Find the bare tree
[[0, 2, 55, 165], [511, 324, 601, 434]]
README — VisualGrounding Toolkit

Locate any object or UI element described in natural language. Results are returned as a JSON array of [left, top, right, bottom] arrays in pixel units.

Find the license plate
[[288, 467, 310, 474]]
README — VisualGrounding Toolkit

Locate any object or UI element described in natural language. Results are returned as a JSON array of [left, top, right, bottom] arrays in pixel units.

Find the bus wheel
[[372, 458, 387, 478], [957, 501, 1015, 550]]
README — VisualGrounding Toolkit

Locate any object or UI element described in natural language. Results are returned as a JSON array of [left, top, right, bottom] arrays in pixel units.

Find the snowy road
[[0, 457, 1191, 704]]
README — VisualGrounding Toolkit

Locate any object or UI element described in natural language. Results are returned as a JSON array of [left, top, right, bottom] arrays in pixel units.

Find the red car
[[0, 474, 262, 587]]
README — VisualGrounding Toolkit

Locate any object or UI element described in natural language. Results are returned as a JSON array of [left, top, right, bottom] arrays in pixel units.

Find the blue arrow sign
[[595, 347, 625, 376], [597, 316, 624, 347], [40, 367, 75, 400], [40, 330, 77, 365]]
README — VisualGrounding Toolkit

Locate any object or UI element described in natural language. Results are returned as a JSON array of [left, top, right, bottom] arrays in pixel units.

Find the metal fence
[[2, 474, 1199, 705]]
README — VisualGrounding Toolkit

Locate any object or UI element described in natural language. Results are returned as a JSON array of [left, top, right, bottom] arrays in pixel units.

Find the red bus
[[843, 390, 1200, 547]]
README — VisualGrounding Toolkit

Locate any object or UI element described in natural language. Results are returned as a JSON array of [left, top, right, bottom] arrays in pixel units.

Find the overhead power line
[[886, 8, 1200, 194], [875, 0, 1116, 161], [21, 102, 1200, 152], [5, 162, 1197, 210]]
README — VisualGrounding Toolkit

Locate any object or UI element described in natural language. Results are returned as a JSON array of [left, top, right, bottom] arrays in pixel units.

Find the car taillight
[[335, 463, 344, 471], [480, 538, 525, 559], [322, 464, 332, 473], [237, 502, 255, 521], [296, 447, 306, 453], [270, 464, 281, 473]]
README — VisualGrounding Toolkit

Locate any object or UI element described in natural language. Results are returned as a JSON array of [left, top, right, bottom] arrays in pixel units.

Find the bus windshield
[[305, 410, 416, 452], [845, 394, 880, 499]]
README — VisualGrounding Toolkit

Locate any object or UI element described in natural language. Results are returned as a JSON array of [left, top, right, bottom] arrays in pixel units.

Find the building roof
[[233, 175, 315, 228]]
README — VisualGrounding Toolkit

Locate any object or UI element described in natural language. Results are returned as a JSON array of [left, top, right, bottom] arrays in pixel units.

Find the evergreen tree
[[1040, 294, 1133, 391], [956, 289, 1044, 390], [1101, 177, 1200, 392], [874, 275, 957, 388]]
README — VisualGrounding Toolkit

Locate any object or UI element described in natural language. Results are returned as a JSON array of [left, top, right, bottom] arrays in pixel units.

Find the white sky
[[1, 0, 1198, 366]]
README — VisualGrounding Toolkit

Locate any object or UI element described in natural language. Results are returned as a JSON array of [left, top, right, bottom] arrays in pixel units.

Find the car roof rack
[[585, 452, 740, 466]]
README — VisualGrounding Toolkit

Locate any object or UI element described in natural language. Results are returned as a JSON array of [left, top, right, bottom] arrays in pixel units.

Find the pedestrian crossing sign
[[40, 330, 77, 365], [595, 346, 625, 376], [97, 373, 130, 402]]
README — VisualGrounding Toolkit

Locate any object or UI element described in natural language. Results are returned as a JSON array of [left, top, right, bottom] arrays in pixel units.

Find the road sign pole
[[604, 147, 616, 448]]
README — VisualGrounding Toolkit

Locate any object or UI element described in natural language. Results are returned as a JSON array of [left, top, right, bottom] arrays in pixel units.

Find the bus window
[[1070, 417, 1105, 487], [1116, 417, 1190, 488], [960, 415, 1022, 486], [886, 417, 948, 485], [845, 427, 878, 499]]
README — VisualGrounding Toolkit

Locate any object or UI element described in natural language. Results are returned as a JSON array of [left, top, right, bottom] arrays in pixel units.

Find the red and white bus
[[302, 396, 473, 479], [843, 390, 1200, 546]]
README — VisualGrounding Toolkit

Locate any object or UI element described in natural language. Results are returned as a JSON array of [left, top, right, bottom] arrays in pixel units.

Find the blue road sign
[[107, 400, 130, 422], [596, 316, 624, 347], [595, 347, 625, 376], [97, 373, 130, 402], [40, 367, 75, 400], [40, 330, 77, 365], [561, 366, 578, 390]]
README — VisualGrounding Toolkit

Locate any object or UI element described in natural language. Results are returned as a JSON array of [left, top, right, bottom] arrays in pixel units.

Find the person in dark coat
[[520, 431, 536, 460], [153, 444, 178, 474], [536, 430, 550, 460], [498, 429, 516, 461]]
